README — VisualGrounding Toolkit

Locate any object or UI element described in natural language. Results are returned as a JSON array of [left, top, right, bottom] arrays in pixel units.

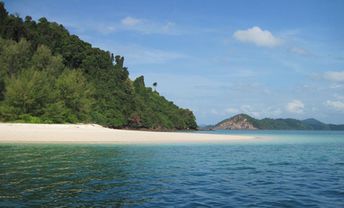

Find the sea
[[1, 130, 344, 207]]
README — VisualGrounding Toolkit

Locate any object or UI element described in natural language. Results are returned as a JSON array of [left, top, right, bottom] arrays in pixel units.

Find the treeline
[[0, 2, 197, 130]]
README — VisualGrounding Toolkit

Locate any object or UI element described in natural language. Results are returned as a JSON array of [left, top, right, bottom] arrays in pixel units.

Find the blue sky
[[5, 0, 344, 124]]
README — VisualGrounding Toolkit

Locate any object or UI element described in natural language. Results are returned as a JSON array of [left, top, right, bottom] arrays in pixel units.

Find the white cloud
[[67, 16, 180, 35], [289, 47, 308, 55], [210, 109, 221, 115], [233, 26, 281, 47], [120, 17, 179, 35], [334, 94, 344, 100], [210, 107, 239, 116], [121, 16, 142, 26], [63, 20, 118, 35], [240, 105, 261, 117], [266, 107, 283, 117], [326, 100, 344, 111], [110, 44, 187, 65], [209, 105, 282, 119], [286, 100, 304, 114], [225, 107, 239, 114], [329, 84, 343, 89], [323, 71, 344, 82], [161, 22, 176, 33]]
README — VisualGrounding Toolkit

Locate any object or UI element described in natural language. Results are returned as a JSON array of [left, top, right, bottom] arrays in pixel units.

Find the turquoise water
[[1, 131, 344, 207], [196, 130, 344, 144]]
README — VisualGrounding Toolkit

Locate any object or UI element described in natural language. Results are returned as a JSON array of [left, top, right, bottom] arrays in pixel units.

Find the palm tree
[[153, 82, 157, 91]]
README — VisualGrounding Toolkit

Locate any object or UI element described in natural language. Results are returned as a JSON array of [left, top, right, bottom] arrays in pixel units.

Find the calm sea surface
[[1, 131, 344, 207]]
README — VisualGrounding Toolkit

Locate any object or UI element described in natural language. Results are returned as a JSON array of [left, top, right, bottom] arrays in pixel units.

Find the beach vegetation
[[0, 2, 197, 130]]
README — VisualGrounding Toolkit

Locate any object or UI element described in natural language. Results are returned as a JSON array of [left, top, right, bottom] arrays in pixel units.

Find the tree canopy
[[0, 2, 197, 130]]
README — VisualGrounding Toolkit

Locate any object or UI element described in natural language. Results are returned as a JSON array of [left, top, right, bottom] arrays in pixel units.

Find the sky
[[4, 0, 344, 124]]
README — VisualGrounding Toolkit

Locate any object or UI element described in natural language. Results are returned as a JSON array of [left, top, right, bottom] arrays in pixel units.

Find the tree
[[0, 2, 198, 129], [31, 45, 64, 73], [3, 68, 55, 119], [0, 38, 31, 76], [153, 82, 157, 91], [55, 70, 94, 122], [0, 38, 31, 100], [0, 2, 8, 26]]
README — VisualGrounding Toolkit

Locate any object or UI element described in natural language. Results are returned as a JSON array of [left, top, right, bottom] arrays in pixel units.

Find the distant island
[[206, 114, 344, 130], [0, 3, 197, 130]]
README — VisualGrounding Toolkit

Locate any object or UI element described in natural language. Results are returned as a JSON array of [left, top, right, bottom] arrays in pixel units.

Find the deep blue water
[[1, 131, 344, 207]]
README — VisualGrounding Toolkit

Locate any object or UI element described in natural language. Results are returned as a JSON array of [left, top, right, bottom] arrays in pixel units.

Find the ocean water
[[1, 131, 344, 207]]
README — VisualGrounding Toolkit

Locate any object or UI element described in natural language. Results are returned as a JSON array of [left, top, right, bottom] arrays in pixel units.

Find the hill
[[214, 114, 257, 130], [212, 114, 344, 130], [0, 2, 197, 130]]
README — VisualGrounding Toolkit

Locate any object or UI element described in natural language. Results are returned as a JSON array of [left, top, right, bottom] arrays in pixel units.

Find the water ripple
[[1, 143, 344, 207]]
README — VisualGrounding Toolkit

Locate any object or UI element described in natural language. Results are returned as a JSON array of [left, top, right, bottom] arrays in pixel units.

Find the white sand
[[0, 123, 256, 144]]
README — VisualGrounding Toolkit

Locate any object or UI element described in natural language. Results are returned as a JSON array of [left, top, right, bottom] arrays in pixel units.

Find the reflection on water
[[1, 133, 344, 207]]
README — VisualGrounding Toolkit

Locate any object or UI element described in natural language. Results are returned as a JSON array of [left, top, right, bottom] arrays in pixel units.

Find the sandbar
[[0, 123, 256, 144]]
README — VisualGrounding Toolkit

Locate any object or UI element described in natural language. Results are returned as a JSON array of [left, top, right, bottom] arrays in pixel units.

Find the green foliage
[[4, 67, 53, 117], [55, 70, 94, 122], [0, 3, 197, 130], [31, 45, 65, 73], [215, 114, 344, 130], [131, 76, 197, 129], [0, 38, 31, 99], [17, 114, 44, 123], [0, 38, 94, 124], [255, 118, 309, 130]]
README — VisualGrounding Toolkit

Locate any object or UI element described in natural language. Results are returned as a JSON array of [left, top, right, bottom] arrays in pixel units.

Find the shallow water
[[1, 131, 344, 207]]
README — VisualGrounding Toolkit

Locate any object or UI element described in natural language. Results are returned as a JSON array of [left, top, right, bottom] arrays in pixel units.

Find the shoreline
[[0, 123, 256, 144]]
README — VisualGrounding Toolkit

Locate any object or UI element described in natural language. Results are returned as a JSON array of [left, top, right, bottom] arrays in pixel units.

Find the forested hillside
[[0, 2, 197, 130], [212, 114, 344, 130]]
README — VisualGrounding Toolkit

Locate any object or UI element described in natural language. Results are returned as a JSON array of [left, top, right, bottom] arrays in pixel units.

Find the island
[[208, 114, 344, 130]]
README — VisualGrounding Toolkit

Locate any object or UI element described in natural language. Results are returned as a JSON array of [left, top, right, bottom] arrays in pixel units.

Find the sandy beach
[[0, 123, 255, 144]]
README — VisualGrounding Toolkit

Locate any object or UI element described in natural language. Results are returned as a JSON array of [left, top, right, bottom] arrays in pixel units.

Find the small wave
[[257, 199, 308, 207], [268, 162, 292, 166], [334, 162, 344, 166], [231, 166, 256, 171], [321, 190, 344, 198]]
